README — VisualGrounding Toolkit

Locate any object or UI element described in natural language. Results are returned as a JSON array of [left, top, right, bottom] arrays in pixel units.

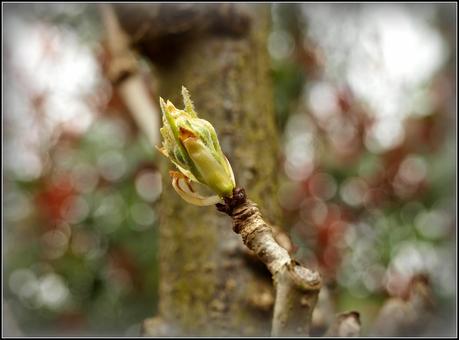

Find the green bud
[[157, 86, 236, 198]]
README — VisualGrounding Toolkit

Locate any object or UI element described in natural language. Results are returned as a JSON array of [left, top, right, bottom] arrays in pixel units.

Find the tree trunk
[[115, 3, 281, 336]]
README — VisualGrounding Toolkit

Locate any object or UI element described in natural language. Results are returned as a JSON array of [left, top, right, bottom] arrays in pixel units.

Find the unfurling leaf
[[157, 86, 236, 204]]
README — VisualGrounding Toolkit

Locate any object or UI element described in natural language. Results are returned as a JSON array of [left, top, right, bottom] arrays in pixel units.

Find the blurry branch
[[324, 311, 361, 337], [113, 3, 251, 37], [311, 286, 337, 335], [279, 4, 324, 77], [370, 274, 435, 336], [217, 188, 322, 336], [99, 4, 160, 146], [112, 3, 251, 64]]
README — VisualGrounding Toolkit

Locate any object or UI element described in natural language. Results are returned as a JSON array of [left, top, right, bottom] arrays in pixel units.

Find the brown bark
[[115, 4, 282, 336], [217, 188, 321, 336]]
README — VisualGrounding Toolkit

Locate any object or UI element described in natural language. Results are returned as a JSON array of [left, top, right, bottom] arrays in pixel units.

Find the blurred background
[[3, 2, 456, 336]]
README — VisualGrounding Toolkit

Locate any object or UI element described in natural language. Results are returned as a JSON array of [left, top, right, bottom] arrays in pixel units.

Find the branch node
[[216, 187, 247, 217], [288, 263, 322, 291]]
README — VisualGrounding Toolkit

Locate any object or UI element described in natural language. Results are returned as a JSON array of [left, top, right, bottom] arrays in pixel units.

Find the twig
[[217, 188, 322, 336]]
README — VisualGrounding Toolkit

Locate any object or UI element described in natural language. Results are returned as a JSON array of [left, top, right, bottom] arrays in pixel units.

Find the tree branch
[[112, 3, 251, 66], [217, 188, 322, 336], [99, 4, 160, 146]]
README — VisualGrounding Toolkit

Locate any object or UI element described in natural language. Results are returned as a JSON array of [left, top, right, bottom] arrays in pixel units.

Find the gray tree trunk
[[116, 4, 281, 336]]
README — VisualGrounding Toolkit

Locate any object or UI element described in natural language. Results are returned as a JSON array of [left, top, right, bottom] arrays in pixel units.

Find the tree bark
[[216, 188, 321, 336], [115, 4, 281, 336]]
